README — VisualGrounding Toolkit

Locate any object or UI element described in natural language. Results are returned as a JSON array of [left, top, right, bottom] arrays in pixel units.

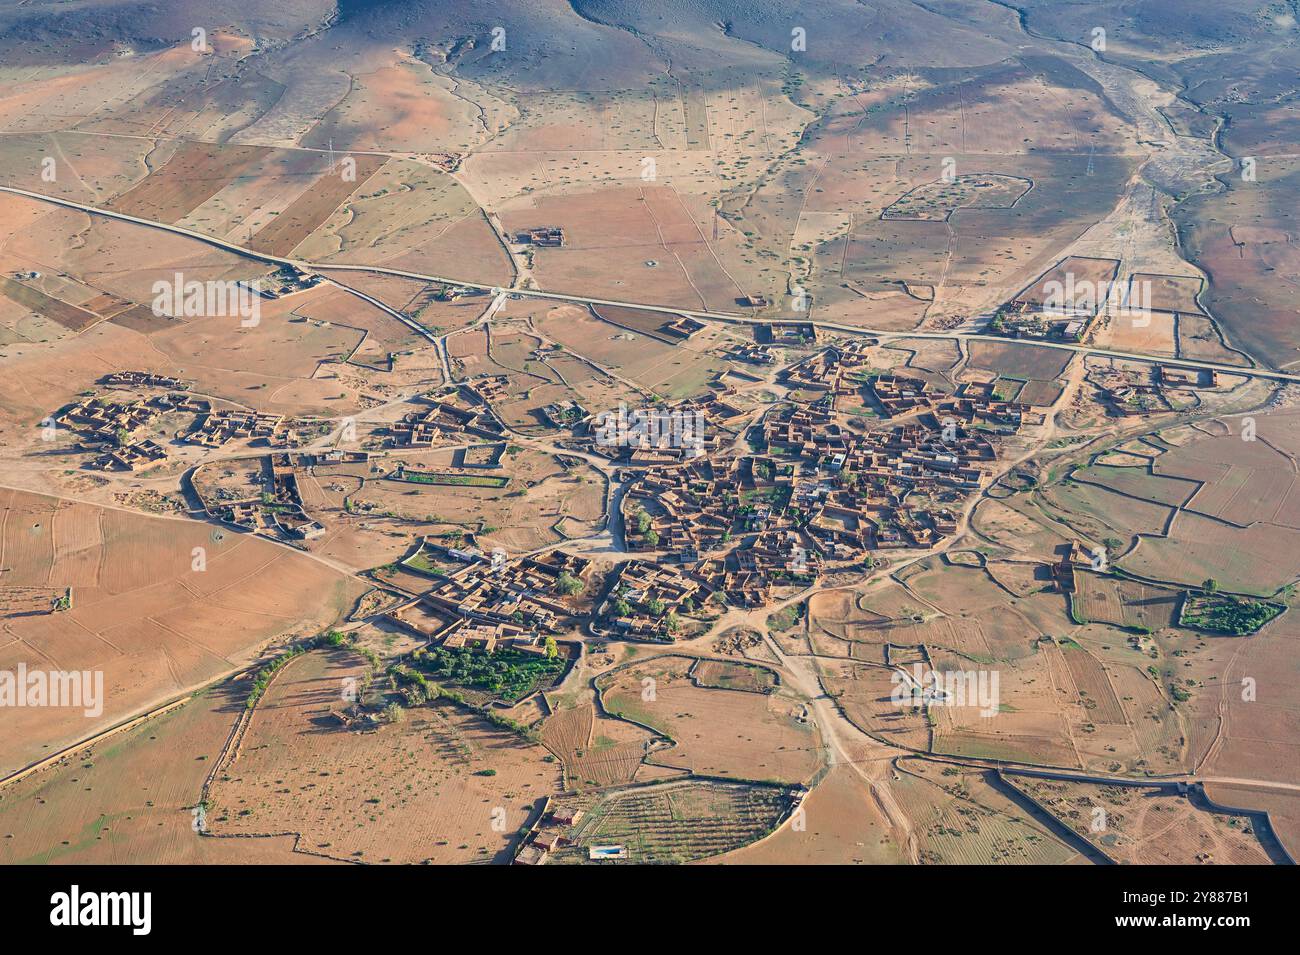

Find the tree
[[1203, 578, 1219, 595], [647, 598, 667, 617], [636, 510, 652, 535], [644, 528, 660, 548], [612, 598, 632, 617], [555, 572, 583, 596], [383, 702, 405, 724], [543, 636, 559, 659]]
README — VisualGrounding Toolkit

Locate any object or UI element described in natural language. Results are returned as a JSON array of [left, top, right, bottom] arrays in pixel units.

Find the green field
[[394, 471, 510, 488]]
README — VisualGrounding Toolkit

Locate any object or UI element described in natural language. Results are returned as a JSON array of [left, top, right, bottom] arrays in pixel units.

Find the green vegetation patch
[[414, 645, 566, 702], [394, 471, 509, 488], [1180, 593, 1284, 635]]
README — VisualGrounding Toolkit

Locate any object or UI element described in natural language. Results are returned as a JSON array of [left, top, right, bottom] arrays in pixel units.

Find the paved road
[[7, 184, 1300, 386]]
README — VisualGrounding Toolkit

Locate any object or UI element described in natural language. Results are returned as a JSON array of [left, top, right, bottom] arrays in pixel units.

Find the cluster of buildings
[[697, 527, 821, 607], [781, 340, 878, 396], [386, 549, 592, 642], [725, 341, 776, 365], [657, 315, 706, 340], [987, 300, 1093, 343], [514, 227, 565, 247], [89, 438, 167, 471], [540, 398, 588, 430], [582, 390, 750, 466], [597, 560, 711, 641], [514, 806, 585, 866], [1089, 364, 1220, 416], [464, 375, 512, 404], [193, 452, 325, 541], [595, 374, 1032, 633], [184, 410, 296, 448], [101, 371, 188, 390], [389, 395, 505, 447], [756, 322, 820, 346], [869, 375, 945, 417], [55, 387, 208, 472]]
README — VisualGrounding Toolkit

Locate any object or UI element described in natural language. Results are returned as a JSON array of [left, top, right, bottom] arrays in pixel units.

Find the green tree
[[644, 528, 660, 548], [1203, 578, 1219, 594], [543, 636, 559, 659], [555, 572, 583, 596], [612, 598, 632, 617], [647, 598, 667, 617]]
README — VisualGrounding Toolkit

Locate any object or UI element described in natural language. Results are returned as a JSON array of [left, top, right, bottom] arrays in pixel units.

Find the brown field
[[0, 683, 339, 865], [1013, 256, 1120, 309], [0, 488, 366, 777], [691, 659, 778, 694], [967, 340, 1074, 381], [535, 304, 728, 400], [1039, 477, 1174, 542], [712, 765, 905, 864], [247, 155, 388, 257], [1120, 511, 1300, 596], [539, 703, 654, 790], [1177, 313, 1253, 366], [1157, 414, 1300, 529], [290, 159, 512, 286], [972, 495, 1077, 561], [1072, 573, 1181, 631], [300, 58, 490, 154], [1130, 272, 1204, 314], [821, 659, 931, 751], [598, 655, 823, 785], [1009, 777, 1276, 865], [107, 141, 270, 223], [1200, 610, 1300, 788], [928, 648, 1081, 769], [1104, 309, 1177, 356], [502, 186, 747, 311], [1059, 644, 1127, 726], [1202, 784, 1300, 861], [882, 173, 1031, 221], [0, 276, 102, 333], [890, 759, 1080, 864], [208, 649, 560, 864], [348, 447, 604, 554]]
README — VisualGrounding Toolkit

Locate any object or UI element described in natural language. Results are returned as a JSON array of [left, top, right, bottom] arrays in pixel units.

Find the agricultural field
[[598, 655, 823, 785], [206, 649, 560, 864], [547, 780, 795, 864], [539, 702, 655, 790], [1008, 777, 1279, 865], [0, 488, 365, 778], [890, 759, 1081, 865]]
